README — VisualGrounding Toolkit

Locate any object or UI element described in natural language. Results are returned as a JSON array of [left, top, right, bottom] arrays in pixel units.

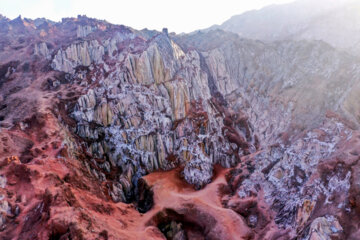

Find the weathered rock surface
[[1, 14, 360, 240]]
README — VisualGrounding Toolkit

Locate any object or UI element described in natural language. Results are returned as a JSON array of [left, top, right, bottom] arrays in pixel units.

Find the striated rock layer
[[1, 15, 360, 239]]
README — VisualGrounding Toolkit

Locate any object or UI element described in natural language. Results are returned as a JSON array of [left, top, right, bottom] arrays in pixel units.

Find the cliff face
[[1, 15, 360, 240]]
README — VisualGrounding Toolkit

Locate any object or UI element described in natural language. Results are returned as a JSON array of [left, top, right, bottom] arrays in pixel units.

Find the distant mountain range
[[208, 0, 360, 56]]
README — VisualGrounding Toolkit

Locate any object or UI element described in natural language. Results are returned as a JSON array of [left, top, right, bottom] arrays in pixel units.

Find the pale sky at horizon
[[0, 0, 295, 33]]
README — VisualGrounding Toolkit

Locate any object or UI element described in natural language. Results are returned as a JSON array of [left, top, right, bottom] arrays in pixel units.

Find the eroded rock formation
[[0, 14, 360, 240]]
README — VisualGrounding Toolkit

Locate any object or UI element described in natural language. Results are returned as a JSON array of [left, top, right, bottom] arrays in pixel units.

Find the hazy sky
[[0, 0, 294, 33]]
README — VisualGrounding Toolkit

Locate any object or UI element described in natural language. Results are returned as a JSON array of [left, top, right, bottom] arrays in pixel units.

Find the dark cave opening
[[151, 209, 206, 240]]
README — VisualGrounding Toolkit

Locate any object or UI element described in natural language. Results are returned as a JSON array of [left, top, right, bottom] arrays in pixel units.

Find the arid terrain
[[1, 1, 360, 239]]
